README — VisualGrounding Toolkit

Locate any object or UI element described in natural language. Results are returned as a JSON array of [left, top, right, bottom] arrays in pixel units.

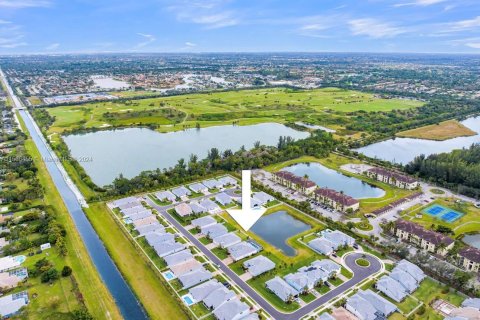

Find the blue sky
[[0, 0, 479, 54]]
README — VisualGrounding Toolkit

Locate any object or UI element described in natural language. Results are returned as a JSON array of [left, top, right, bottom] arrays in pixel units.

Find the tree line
[[405, 143, 480, 198]]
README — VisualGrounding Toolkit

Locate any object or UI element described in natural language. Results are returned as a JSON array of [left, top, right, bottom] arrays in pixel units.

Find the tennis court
[[423, 204, 464, 223]]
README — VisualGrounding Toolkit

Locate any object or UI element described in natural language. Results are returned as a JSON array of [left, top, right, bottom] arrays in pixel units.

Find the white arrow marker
[[227, 170, 266, 231]]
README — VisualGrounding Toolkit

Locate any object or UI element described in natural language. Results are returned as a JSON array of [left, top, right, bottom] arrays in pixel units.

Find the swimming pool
[[162, 271, 175, 281], [14, 255, 26, 264], [181, 294, 195, 306], [423, 204, 464, 223]]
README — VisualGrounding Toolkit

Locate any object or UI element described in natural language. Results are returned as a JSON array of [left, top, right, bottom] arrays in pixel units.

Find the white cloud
[[45, 42, 59, 50], [448, 16, 480, 31], [0, 19, 11, 24], [466, 42, 480, 48], [450, 37, 480, 49], [167, 0, 239, 29], [349, 19, 405, 38], [185, 42, 196, 47], [394, 0, 447, 7], [0, 25, 26, 49], [135, 33, 156, 48], [0, 0, 51, 8]]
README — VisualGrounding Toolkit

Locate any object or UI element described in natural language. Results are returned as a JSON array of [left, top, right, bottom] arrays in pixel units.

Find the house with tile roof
[[394, 220, 454, 255]]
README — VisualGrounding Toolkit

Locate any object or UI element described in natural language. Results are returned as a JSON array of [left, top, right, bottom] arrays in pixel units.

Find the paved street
[[146, 196, 382, 320]]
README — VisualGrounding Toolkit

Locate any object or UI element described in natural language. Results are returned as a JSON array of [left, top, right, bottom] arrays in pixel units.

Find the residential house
[[145, 232, 175, 247], [395, 260, 426, 283], [375, 275, 408, 302], [243, 255, 275, 277], [189, 202, 206, 214], [0, 271, 24, 290], [117, 200, 142, 211], [318, 313, 335, 320], [458, 246, 480, 273], [265, 276, 299, 303], [215, 193, 233, 206], [199, 199, 222, 214], [201, 224, 228, 239], [170, 259, 203, 277], [314, 188, 359, 213], [171, 186, 192, 199], [192, 216, 217, 229], [345, 290, 397, 320], [311, 260, 341, 277], [0, 256, 24, 273], [218, 176, 237, 187], [120, 205, 146, 216], [284, 261, 330, 293], [135, 223, 164, 236], [273, 171, 317, 194], [462, 298, 480, 310], [153, 241, 186, 258], [155, 191, 177, 202], [203, 179, 223, 190], [175, 203, 193, 218], [366, 167, 419, 190], [188, 182, 208, 194], [389, 269, 418, 293], [132, 216, 158, 228], [308, 238, 335, 255], [112, 196, 138, 208], [252, 192, 274, 205], [394, 220, 454, 255], [213, 232, 242, 249], [164, 250, 193, 267], [323, 230, 356, 248], [0, 291, 28, 318], [178, 267, 212, 289], [126, 210, 153, 222], [203, 287, 236, 309], [228, 242, 259, 261], [213, 299, 250, 320], [189, 279, 224, 302]]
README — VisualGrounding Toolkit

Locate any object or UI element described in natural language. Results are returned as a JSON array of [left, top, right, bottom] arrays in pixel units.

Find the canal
[[19, 110, 148, 320]]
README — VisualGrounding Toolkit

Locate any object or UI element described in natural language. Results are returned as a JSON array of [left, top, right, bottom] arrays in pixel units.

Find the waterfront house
[[252, 192, 275, 206], [113, 196, 138, 208], [228, 242, 259, 261], [175, 203, 193, 217], [272, 171, 317, 194], [458, 246, 480, 273], [366, 167, 418, 190], [394, 220, 454, 255], [265, 276, 299, 303], [243, 255, 275, 277], [212, 232, 242, 249], [308, 238, 335, 255], [314, 188, 359, 213]]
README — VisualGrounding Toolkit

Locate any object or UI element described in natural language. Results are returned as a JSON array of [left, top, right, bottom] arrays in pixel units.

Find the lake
[[283, 162, 385, 199], [63, 123, 309, 186], [356, 116, 480, 164], [250, 210, 311, 256], [463, 234, 480, 249]]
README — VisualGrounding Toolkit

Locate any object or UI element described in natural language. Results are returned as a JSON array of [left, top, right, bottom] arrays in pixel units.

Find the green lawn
[[17, 111, 123, 320], [84, 203, 189, 320], [211, 247, 229, 259], [412, 278, 465, 307], [44, 87, 422, 137]]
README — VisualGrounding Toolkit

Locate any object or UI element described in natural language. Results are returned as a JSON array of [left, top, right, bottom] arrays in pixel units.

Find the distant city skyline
[[0, 0, 480, 54]]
